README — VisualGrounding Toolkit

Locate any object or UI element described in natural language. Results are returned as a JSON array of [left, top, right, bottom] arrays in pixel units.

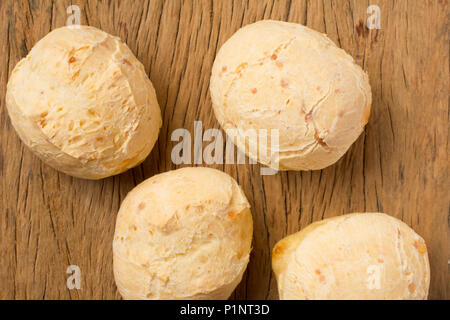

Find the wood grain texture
[[0, 0, 448, 299]]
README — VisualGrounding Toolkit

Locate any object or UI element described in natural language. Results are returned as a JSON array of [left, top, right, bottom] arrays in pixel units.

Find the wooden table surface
[[0, 0, 448, 300]]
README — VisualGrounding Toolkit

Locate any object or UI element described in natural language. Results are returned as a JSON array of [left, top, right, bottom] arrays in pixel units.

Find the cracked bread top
[[6, 26, 162, 179], [272, 213, 430, 300], [210, 20, 372, 170]]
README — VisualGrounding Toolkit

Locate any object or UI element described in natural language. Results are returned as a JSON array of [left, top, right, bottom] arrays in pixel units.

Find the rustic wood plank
[[0, 0, 448, 299]]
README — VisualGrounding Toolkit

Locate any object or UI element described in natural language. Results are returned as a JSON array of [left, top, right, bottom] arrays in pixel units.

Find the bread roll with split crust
[[272, 213, 430, 300], [113, 167, 253, 300], [210, 20, 371, 171], [6, 26, 162, 179]]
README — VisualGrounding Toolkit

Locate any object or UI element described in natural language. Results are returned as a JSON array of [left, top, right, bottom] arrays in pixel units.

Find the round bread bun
[[272, 213, 430, 300], [113, 167, 253, 300], [6, 26, 162, 179], [210, 20, 371, 171]]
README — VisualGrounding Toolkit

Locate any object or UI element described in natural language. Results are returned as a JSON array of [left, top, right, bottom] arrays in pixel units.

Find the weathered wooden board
[[0, 0, 448, 299]]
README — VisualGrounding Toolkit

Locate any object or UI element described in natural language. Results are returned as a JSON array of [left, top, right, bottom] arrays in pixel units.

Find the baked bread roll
[[272, 213, 430, 300], [6, 26, 162, 179], [113, 167, 253, 299], [210, 20, 371, 170]]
